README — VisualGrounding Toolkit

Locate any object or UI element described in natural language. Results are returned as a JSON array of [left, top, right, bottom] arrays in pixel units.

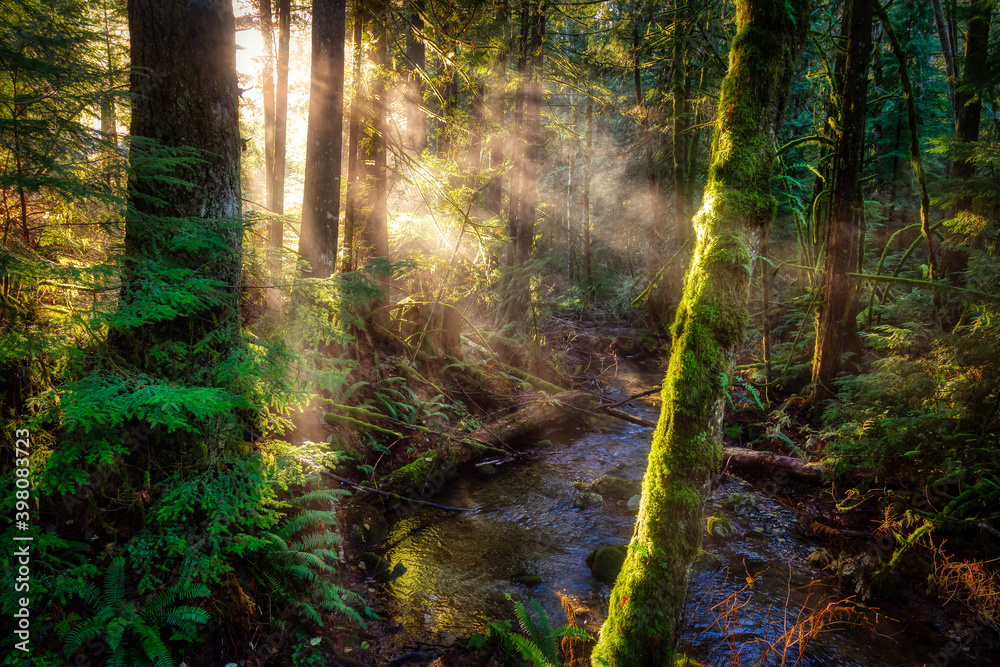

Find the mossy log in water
[[591, 1, 809, 664]]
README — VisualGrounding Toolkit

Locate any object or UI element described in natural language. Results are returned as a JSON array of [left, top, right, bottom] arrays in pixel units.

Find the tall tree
[[811, 0, 874, 401], [515, 1, 544, 264], [358, 10, 389, 271], [953, 2, 991, 186], [121, 0, 242, 388], [270, 0, 291, 264], [583, 101, 594, 287], [257, 0, 276, 211], [341, 7, 366, 272], [591, 0, 808, 662], [405, 0, 427, 151], [299, 0, 347, 278]]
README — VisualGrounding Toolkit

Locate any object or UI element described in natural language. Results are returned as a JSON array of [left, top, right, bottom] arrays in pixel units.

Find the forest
[[1, 0, 999, 664]]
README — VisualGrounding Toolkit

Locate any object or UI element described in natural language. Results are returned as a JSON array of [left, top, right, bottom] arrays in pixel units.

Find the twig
[[603, 385, 661, 408]]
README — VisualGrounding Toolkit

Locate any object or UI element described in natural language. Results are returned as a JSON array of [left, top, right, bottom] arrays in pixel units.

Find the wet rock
[[540, 477, 575, 499], [627, 494, 641, 511], [723, 492, 758, 512], [587, 476, 640, 499], [586, 546, 628, 582], [477, 463, 497, 476], [513, 574, 542, 585], [358, 552, 390, 577], [706, 516, 737, 539], [345, 503, 389, 545], [573, 492, 604, 508], [693, 549, 722, 572]]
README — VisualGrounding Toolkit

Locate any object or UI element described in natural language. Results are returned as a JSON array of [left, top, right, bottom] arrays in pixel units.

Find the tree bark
[[877, 2, 937, 281], [405, 0, 427, 152], [515, 0, 544, 265], [953, 2, 991, 184], [121, 0, 242, 402], [505, 3, 527, 267], [341, 8, 366, 272], [299, 0, 346, 278], [486, 51, 506, 215], [944, 1, 992, 284], [270, 0, 290, 268], [258, 0, 275, 212], [932, 0, 958, 124], [583, 102, 593, 287], [811, 0, 873, 402], [591, 0, 808, 662]]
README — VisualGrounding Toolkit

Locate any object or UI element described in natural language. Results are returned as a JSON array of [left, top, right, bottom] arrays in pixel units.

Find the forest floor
[[266, 316, 996, 667]]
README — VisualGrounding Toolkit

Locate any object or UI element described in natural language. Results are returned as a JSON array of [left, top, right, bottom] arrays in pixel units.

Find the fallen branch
[[604, 386, 662, 408], [323, 472, 471, 512], [596, 406, 827, 484]]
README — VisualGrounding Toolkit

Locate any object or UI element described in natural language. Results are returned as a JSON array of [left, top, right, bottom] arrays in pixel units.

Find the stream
[[376, 358, 949, 666]]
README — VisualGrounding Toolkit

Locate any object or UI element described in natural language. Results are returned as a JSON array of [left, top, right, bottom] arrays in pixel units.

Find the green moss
[[591, 0, 807, 663]]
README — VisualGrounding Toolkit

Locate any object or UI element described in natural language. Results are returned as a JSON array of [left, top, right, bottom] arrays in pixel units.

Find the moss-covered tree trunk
[[811, 0, 873, 401], [591, 0, 807, 663]]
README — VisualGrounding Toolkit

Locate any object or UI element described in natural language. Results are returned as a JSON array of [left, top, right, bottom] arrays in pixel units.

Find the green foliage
[[826, 305, 1000, 525], [468, 596, 593, 666], [61, 557, 209, 667]]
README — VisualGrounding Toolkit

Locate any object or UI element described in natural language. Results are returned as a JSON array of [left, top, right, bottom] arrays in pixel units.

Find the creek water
[[379, 359, 944, 666]]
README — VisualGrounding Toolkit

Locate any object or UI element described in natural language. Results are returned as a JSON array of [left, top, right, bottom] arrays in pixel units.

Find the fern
[[483, 596, 594, 666], [62, 558, 209, 667]]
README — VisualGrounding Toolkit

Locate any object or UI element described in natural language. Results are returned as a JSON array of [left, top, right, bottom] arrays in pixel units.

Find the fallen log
[[380, 390, 599, 493], [597, 405, 826, 484], [720, 446, 825, 484]]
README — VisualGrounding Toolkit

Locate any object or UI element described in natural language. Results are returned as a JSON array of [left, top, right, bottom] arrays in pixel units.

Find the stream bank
[[345, 340, 991, 666]]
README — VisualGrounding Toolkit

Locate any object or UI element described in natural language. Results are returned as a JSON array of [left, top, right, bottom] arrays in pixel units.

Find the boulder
[[573, 492, 604, 508], [588, 476, 640, 499], [706, 515, 737, 539], [586, 546, 628, 582]]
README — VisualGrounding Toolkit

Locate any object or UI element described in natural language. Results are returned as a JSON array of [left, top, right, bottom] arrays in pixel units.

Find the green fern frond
[[133, 624, 172, 667], [289, 488, 351, 506], [528, 597, 556, 660], [62, 622, 104, 657], [507, 632, 555, 666], [274, 509, 338, 538], [103, 557, 126, 607]]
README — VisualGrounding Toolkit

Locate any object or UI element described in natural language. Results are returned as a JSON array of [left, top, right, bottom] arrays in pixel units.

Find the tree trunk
[[506, 10, 525, 267], [358, 5, 388, 286], [591, 0, 808, 662], [944, 1, 992, 284], [270, 0, 290, 269], [341, 9, 365, 273], [953, 2, 991, 184], [515, 0, 543, 265], [583, 102, 593, 288], [811, 0, 873, 402], [486, 52, 506, 215], [258, 0, 275, 212], [568, 99, 578, 281], [299, 0, 346, 278], [121, 0, 242, 407], [405, 0, 427, 152], [932, 0, 958, 124], [877, 3, 937, 281]]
